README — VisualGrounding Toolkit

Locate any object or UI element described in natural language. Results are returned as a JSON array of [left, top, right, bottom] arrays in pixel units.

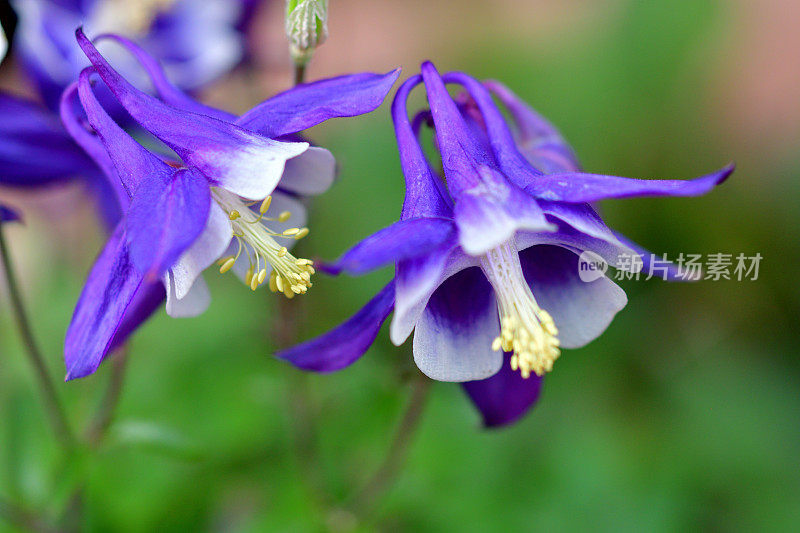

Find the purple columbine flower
[[277, 61, 733, 427], [11, 0, 252, 110], [60, 28, 399, 380]]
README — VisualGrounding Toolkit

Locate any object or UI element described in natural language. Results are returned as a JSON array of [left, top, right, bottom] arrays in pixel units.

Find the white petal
[[165, 272, 211, 318], [170, 202, 231, 299], [278, 147, 336, 196], [411, 268, 503, 382]]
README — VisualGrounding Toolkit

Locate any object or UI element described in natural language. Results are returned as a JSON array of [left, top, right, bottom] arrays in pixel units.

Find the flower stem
[[85, 346, 129, 446], [294, 63, 306, 86], [346, 372, 431, 518], [0, 225, 75, 450]]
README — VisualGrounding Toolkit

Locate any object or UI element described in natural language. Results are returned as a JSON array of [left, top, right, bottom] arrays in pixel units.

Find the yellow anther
[[259, 196, 272, 214], [294, 228, 309, 240], [268, 272, 278, 292], [219, 256, 236, 274], [278, 211, 291, 222], [212, 188, 316, 301], [481, 243, 561, 378]]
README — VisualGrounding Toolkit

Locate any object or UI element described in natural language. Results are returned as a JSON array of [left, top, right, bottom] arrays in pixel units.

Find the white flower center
[[93, 0, 176, 35], [480, 242, 560, 378], [213, 189, 314, 299]]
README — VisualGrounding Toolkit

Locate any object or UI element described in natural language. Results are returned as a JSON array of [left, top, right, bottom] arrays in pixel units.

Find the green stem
[[294, 63, 307, 86], [0, 225, 75, 450], [85, 346, 129, 446], [346, 373, 431, 518]]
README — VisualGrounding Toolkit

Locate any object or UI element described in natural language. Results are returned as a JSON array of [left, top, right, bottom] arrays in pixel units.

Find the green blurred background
[[1, 0, 799, 531]]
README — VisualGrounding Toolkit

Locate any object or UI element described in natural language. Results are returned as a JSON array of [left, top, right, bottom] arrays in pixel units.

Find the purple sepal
[[75, 67, 172, 203], [462, 355, 543, 428], [277, 281, 395, 372], [126, 168, 211, 278], [65, 223, 161, 380], [77, 28, 307, 200], [237, 69, 401, 138], [93, 34, 236, 122], [391, 74, 452, 220], [483, 80, 581, 173], [326, 217, 457, 275], [523, 163, 735, 203]]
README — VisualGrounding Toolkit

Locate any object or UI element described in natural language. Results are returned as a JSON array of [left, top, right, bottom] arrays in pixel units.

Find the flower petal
[[390, 241, 463, 345], [412, 266, 502, 382], [93, 33, 236, 122], [519, 245, 627, 349], [0, 92, 95, 187], [484, 79, 581, 173], [277, 146, 336, 196], [237, 69, 401, 138], [462, 355, 544, 428], [126, 168, 211, 278], [420, 62, 551, 255], [443, 71, 551, 187], [165, 271, 211, 318], [391, 74, 452, 220], [277, 281, 396, 372], [65, 224, 162, 380], [76, 28, 308, 200], [74, 67, 172, 202], [325, 217, 458, 275], [523, 164, 735, 203], [168, 202, 231, 299]]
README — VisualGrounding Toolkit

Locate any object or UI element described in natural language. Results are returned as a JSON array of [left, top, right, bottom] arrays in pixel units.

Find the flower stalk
[[0, 224, 75, 450]]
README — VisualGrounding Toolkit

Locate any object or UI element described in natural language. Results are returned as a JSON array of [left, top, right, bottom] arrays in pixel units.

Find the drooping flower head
[[278, 61, 733, 427], [60, 28, 399, 380]]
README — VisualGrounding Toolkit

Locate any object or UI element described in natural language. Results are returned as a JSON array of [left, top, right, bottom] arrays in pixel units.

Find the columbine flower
[[61, 29, 398, 380], [11, 0, 252, 109], [277, 61, 733, 427]]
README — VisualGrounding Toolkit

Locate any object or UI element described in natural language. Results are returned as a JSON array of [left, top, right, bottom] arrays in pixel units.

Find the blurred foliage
[[2, 0, 799, 531]]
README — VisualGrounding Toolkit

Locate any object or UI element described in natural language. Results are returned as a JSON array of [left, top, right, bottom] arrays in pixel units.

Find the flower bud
[[285, 0, 329, 66]]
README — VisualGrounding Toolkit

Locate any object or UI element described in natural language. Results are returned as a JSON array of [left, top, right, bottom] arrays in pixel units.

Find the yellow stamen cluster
[[494, 309, 560, 378], [213, 190, 314, 299], [481, 243, 561, 378]]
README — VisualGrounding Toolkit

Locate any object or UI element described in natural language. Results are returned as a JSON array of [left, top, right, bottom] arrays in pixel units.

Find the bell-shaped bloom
[[61, 29, 399, 380], [278, 62, 733, 427], [11, 0, 253, 110]]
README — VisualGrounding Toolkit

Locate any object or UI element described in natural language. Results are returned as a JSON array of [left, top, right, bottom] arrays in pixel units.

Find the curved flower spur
[[278, 61, 733, 427], [61, 28, 399, 380]]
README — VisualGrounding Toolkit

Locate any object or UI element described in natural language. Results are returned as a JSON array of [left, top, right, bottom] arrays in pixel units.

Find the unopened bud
[[285, 0, 329, 66]]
